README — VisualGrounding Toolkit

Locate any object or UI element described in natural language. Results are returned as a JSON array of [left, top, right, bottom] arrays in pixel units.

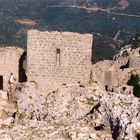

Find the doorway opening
[[19, 51, 27, 82], [0, 76, 3, 90]]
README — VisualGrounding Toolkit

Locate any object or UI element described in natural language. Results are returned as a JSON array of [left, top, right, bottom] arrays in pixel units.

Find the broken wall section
[[0, 47, 24, 90]]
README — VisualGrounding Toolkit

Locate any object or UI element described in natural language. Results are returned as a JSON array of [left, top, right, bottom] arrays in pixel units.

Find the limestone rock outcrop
[[0, 82, 139, 140], [86, 93, 140, 140], [16, 82, 46, 121], [91, 45, 140, 94]]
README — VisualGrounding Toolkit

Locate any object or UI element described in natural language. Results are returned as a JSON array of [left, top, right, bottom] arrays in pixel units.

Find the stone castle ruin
[[27, 30, 93, 91], [0, 30, 93, 93], [0, 47, 27, 90], [0, 31, 140, 140], [1, 29, 140, 95]]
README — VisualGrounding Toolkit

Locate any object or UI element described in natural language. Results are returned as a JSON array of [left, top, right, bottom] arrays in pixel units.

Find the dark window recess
[[105, 85, 108, 91], [56, 48, 60, 65], [0, 76, 3, 90], [56, 48, 60, 54]]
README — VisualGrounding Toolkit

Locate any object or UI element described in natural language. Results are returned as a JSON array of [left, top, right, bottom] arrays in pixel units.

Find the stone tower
[[27, 30, 93, 91]]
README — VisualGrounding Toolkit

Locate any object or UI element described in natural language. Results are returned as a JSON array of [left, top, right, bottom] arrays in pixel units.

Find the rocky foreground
[[0, 82, 139, 140], [0, 46, 140, 140]]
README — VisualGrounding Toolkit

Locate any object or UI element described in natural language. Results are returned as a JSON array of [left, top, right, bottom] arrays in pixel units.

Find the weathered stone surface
[[46, 85, 102, 124], [0, 90, 8, 100], [0, 47, 24, 90], [27, 30, 93, 92], [16, 82, 46, 121], [0, 134, 13, 140], [0, 83, 139, 140], [86, 93, 140, 140], [1, 83, 97, 139], [91, 46, 140, 93], [0, 109, 9, 120]]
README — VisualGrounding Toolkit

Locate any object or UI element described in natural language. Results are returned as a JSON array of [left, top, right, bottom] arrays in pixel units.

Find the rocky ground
[[0, 81, 139, 140]]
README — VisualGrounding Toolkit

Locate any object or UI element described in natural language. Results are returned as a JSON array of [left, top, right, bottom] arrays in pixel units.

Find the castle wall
[[111, 68, 133, 89], [129, 58, 140, 68], [104, 71, 112, 90], [91, 60, 135, 91], [129, 48, 140, 68], [27, 30, 93, 91], [0, 47, 24, 90]]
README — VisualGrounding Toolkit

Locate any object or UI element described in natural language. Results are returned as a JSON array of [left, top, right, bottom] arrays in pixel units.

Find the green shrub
[[127, 74, 140, 97], [86, 97, 95, 106]]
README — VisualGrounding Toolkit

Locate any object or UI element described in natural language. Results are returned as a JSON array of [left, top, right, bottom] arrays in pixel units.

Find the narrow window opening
[[105, 85, 108, 91], [0, 76, 3, 90], [56, 48, 60, 65]]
